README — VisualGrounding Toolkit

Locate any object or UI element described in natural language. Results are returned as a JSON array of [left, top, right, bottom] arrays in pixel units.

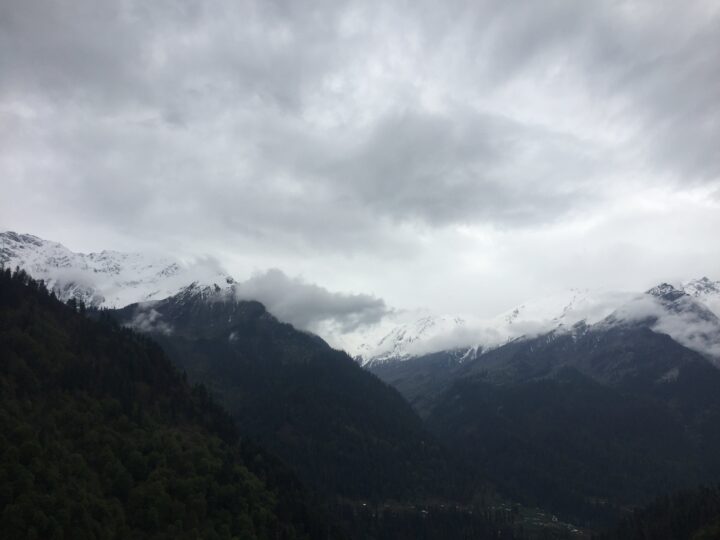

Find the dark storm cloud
[[1, 0, 718, 255], [233, 268, 389, 332]]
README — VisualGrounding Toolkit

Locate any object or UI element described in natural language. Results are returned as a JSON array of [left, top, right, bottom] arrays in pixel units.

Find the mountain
[[108, 287, 566, 538], [372, 309, 720, 526], [0, 267, 330, 539], [6, 231, 719, 369], [364, 282, 720, 369], [14, 230, 720, 532], [356, 289, 643, 367], [682, 276, 720, 318], [608, 282, 720, 360], [0, 231, 232, 308], [108, 286, 471, 505], [2, 234, 558, 538], [354, 314, 474, 366]]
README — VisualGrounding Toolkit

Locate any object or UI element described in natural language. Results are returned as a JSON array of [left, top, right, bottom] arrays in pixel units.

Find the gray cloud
[[6, 1, 713, 243], [2, 0, 720, 318], [607, 293, 720, 360], [233, 268, 389, 333], [469, 0, 720, 182]]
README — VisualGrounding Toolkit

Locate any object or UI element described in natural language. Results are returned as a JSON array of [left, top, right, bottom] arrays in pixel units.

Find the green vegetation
[[601, 484, 720, 540], [0, 268, 328, 539]]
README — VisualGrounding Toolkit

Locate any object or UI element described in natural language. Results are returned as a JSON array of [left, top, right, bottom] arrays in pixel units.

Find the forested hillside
[[0, 268, 329, 539], [600, 484, 720, 539], [112, 289, 470, 504]]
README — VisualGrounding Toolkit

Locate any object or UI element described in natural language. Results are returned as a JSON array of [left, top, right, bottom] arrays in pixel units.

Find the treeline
[[599, 484, 720, 540], [0, 267, 330, 539]]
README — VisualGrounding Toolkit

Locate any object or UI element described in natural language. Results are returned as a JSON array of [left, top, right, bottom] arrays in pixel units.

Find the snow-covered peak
[[497, 288, 635, 330], [647, 282, 686, 302], [683, 277, 720, 318], [354, 289, 637, 366], [360, 314, 468, 365], [684, 277, 720, 296], [5, 231, 720, 365], [357, 282, 720, 366], [599, 284, 720, 361], [0, 231, 232, 308]]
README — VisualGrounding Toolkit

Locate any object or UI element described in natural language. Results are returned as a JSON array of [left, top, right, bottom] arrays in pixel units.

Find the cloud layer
[[233, 269, 389, 333], [2, 0, 719, 316]]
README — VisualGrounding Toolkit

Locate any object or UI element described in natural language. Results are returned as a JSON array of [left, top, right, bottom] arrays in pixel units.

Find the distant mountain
[[681, 276, 720, 318], [0, 267, 329, 539], [372, 306, 720, 526], [364, 281, 720, 368], [6, 231, 719, 367], [353, 314, 475, 366], [0, 231, 232, 308]]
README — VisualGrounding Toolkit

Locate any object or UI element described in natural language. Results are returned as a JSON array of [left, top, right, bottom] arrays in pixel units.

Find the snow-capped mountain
[[5, 230, 720, 366], [358, 282, 720, 366], [0, 231, 233, 308], [356, 289, 637, 366], [353, 314, 472, 366], [604, 282, 720, 360], [683, 277, 720, 318]]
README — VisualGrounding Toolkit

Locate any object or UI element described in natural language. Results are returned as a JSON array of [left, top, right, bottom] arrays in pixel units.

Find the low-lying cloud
[[233, 268, 390, 333], [603, 294, 720, 359], [2, 0, 720, 319], [128, 307, 173, 335]]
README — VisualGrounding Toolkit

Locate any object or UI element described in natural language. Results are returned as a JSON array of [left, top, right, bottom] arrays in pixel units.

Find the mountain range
[[358, 280, 720, 367], [4, 231, 720, 366], [2, 238, 547, 538], [6, 229, 720, 533]]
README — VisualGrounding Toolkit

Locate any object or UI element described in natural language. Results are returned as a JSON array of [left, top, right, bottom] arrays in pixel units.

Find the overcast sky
[[2, 0, 720, 322]]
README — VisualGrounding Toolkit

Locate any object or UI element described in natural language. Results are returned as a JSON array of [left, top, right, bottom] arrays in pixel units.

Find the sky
[[2, 0, 720, 327]]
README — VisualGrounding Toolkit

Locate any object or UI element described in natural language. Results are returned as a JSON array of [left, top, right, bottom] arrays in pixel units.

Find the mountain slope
[[421, 324, 720, 526], [110, 287, 470, 504], [0, 268, 328, 539]]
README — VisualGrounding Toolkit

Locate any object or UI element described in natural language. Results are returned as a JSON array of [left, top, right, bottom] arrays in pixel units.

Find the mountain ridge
[[5, 230, 720, 366]]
